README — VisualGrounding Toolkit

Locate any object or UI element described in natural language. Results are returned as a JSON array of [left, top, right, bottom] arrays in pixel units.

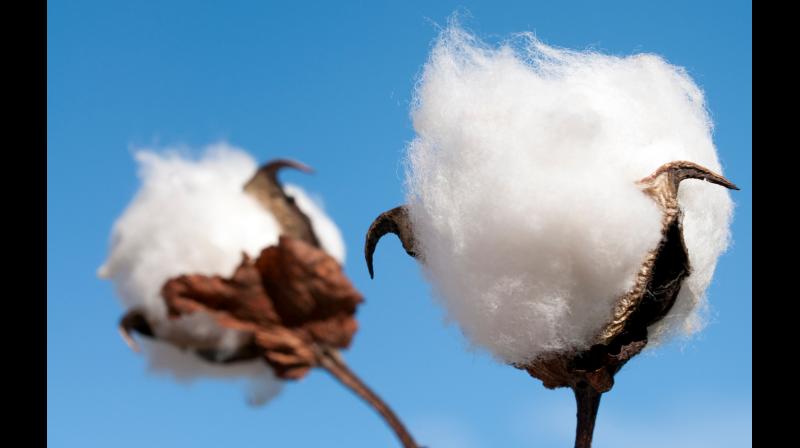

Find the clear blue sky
[[47, 1, 752, 447]]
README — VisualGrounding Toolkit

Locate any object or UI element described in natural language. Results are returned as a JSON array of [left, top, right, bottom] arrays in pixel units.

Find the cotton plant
[[100, 144, 419, 448], [365, 26, 738, 447]]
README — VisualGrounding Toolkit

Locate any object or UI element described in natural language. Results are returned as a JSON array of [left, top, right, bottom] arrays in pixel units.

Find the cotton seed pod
[[365, 26, 738, 447], [124, 159, 363, 381], [366, 161, 736, 446], [367, 161, 737, 384], [101, 147, 419, 447], [101, 147, 344, 403], [102, 149, 350, 385]]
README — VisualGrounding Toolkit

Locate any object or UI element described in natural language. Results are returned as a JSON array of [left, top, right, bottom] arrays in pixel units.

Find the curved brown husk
[[160, 236, 363, 379], [364, 205, 418, 278], [243, 158, 321, 247]]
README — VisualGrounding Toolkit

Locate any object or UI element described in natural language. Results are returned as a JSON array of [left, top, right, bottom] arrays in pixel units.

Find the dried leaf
[[258, 237, 362, 324], [160, 236, 363, 380], [163, 253, 281, 328]]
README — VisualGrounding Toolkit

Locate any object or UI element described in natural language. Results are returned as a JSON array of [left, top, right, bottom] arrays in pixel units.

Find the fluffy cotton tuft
[[99, 142, 345, 403], [405, 25, 733, 364]]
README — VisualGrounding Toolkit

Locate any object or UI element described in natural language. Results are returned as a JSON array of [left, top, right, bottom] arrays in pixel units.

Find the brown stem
[[572, 383, 602, 448], [316, 347, 420, 448]]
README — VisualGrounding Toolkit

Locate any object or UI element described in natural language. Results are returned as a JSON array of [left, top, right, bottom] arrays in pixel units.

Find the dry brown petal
[[257, 236, 363, 331], [162, 253, 280, 328], [304, 314, 360, 349], [254, 325, 317, 380], [160, 236, 363, 380]]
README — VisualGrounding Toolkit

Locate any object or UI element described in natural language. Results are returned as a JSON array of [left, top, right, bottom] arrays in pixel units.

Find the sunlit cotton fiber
[[404, 26, 733, 364], [99, 143, 345, 404]]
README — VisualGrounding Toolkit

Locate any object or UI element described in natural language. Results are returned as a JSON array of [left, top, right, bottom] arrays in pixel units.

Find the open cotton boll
[[405, 26, 733, 365], [99, 142, 346, 403]]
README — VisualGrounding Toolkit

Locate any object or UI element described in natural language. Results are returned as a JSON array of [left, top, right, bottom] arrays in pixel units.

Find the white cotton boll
[[405, 26, 733, 365], [99, 143, 346, 403]]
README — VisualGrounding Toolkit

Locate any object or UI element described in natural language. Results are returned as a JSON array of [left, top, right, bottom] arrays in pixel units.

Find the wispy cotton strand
[[403, 25, 733, 365]]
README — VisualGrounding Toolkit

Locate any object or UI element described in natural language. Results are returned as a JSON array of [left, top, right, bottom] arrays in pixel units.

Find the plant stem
[[317, 347, 419, 448], [572, 384, 602, 448]]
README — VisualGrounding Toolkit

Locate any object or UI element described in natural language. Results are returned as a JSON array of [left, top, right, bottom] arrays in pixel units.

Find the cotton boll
[[405, 26, 733, 365], [99, 143, 346, 403]]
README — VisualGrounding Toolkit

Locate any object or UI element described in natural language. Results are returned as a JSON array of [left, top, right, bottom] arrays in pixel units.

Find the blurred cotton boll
[[98, 143, 345, 404], [404, 25, 733, 365]]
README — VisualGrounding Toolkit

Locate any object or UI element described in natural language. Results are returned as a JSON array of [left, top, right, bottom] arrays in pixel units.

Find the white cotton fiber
[[99, 142, 346, 403], [404, 26, 733, 364]]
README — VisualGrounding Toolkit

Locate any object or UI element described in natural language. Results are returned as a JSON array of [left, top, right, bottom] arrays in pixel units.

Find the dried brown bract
[[161, 236, 362, 380]]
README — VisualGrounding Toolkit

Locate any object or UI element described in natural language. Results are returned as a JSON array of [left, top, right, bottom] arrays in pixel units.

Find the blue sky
[[48, 1, 751, 447]]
